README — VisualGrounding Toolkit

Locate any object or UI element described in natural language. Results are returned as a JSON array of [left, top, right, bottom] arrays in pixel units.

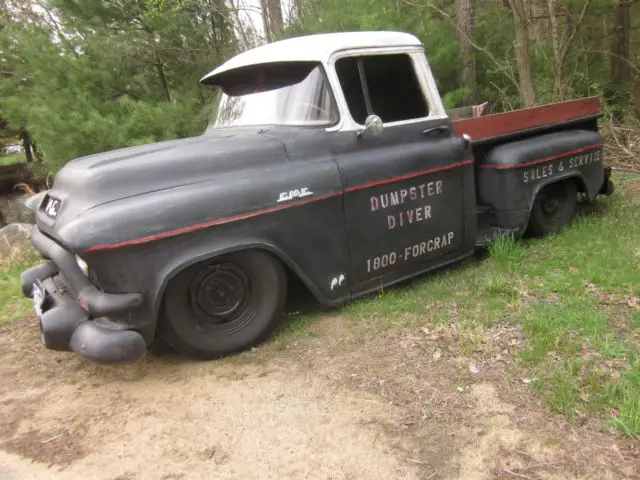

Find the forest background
[[0, 0, 638, 172]]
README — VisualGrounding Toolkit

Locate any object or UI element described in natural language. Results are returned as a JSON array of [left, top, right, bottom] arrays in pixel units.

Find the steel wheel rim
[[539, 185, 563, 220], [189, 263, 253, 331]]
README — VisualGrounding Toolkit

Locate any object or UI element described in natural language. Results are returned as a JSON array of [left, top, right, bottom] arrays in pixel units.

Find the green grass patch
[[339, 172, 640, 436], [487, 234, 526, 267], [0, 152, 26, 166], [0, 153, 49, 183], [0, 249, 41, 323], [609, 359, 640, 437]]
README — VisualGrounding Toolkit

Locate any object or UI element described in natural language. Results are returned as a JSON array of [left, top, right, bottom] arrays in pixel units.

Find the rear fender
[[529, 172, 588, 204], [477, 130, 604, 232], [520, 173, 586, 235]]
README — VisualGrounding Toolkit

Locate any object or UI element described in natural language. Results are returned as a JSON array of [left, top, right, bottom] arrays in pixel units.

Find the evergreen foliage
[[0, 0, 638, 170]]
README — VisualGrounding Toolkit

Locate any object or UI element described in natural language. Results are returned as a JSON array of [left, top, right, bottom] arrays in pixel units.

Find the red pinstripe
[[345, 159, 474, 192], [85, 158, 475, 252], [85, 191, 342, 252]]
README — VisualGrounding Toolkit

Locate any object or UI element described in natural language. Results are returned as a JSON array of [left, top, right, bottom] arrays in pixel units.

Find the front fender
[[150, 237, 330, 317], [51, 157, 342, 253], [83, 221, 345, 345]]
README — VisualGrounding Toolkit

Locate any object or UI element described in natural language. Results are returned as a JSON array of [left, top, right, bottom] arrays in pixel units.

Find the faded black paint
[[476, 130, 604, 231], [28, 119, 611, 348]]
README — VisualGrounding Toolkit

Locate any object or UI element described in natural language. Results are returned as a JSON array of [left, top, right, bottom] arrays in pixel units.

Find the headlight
[[75, 255, 89, 275]]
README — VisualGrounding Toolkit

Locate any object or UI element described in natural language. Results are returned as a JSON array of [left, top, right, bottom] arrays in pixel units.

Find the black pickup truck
[[21, 31, 614, 364]]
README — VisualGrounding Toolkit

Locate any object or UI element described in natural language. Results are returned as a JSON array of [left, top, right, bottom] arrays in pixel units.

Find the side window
[[335, 54, 429, 124]]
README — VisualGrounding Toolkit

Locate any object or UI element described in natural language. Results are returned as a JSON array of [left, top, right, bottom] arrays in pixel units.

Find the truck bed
[[451, 97, 601, 144]]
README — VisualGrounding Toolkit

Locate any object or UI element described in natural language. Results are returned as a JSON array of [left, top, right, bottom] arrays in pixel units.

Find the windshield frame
[[206, 62, 341, 131]]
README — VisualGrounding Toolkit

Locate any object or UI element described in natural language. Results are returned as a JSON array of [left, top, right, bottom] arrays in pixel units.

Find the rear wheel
[[159, 250, 287, 359], [527, 180, 578, 237]]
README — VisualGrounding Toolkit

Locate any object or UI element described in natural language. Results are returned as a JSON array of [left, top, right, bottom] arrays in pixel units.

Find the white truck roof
[[200, 31, 422, 83]]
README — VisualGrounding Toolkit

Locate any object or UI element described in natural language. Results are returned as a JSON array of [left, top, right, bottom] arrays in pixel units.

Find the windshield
[[209, 62, 338, 128]]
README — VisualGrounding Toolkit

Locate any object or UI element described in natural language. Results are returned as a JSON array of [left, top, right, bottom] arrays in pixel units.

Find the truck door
[[330, 52, 476, 293]]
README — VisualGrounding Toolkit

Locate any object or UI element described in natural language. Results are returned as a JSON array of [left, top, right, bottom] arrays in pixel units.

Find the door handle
[[421, 125, 449, 137]]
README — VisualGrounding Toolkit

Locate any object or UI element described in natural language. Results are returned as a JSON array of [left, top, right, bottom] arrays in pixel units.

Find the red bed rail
[[452, 96, 601, 141]]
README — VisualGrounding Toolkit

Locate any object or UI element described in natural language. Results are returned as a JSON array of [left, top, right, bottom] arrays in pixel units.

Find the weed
[[0, 153, 25, 166], [608, 358, 640, 438], [0, 248, 41, 323], [488, 234, 526, 268]]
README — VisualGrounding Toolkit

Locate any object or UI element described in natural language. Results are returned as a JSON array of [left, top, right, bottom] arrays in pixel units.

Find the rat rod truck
[[21, 31, 614, 364]]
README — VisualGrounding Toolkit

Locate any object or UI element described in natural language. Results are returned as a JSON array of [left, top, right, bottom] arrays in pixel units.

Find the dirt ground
[[1, 314, 638, 480]]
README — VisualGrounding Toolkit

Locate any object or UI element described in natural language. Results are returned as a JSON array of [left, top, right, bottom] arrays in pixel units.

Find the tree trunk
[[229, 1, 252, 49], [267, 0, 283, 40], [528, 0, 549, 41], [210, 11, 218, 50], [32, 141, 43, 163], [260, 0, 282, 41], [20, 129, 33, 163], [291, 0, 304, 20], [547, 0, 563, 98], [610, 0, 631, 119], [210, 0, 231, 56], [610, 0, 630, 86], [456, 0, 476, 105], [148, 35, 171, 103], [155, 61, 171, 103], [260, 0, 272, 42], [547, 0, 591, 100], [508, 0, 537, 106]]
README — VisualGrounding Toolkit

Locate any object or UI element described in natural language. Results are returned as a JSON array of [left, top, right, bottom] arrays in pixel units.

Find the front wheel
[[527, 180, 578, 237], [159, 250, 287, 359]]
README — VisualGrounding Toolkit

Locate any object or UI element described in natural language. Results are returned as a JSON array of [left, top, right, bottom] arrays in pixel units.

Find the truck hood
[[52, 130, 288, 212]]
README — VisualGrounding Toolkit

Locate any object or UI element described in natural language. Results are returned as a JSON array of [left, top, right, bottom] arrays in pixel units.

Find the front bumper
[[21, 227, 147, 364]]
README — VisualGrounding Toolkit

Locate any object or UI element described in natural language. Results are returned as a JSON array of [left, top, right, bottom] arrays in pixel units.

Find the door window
[[335, 54, 429, 124]]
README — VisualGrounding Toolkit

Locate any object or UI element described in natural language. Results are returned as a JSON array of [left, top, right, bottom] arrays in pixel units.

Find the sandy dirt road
[[1, 315, 638, 480]]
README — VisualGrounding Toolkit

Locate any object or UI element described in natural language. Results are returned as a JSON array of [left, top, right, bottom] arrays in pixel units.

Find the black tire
[[159, 250, 287, 359], [527, 180, 578, 237]]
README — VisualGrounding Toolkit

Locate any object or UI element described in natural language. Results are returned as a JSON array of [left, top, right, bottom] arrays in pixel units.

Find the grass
[[340, 172, 640, 436], [0, 152, 26, 166], [0, 249, 41, 323], [0, 152, 49, 182]]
